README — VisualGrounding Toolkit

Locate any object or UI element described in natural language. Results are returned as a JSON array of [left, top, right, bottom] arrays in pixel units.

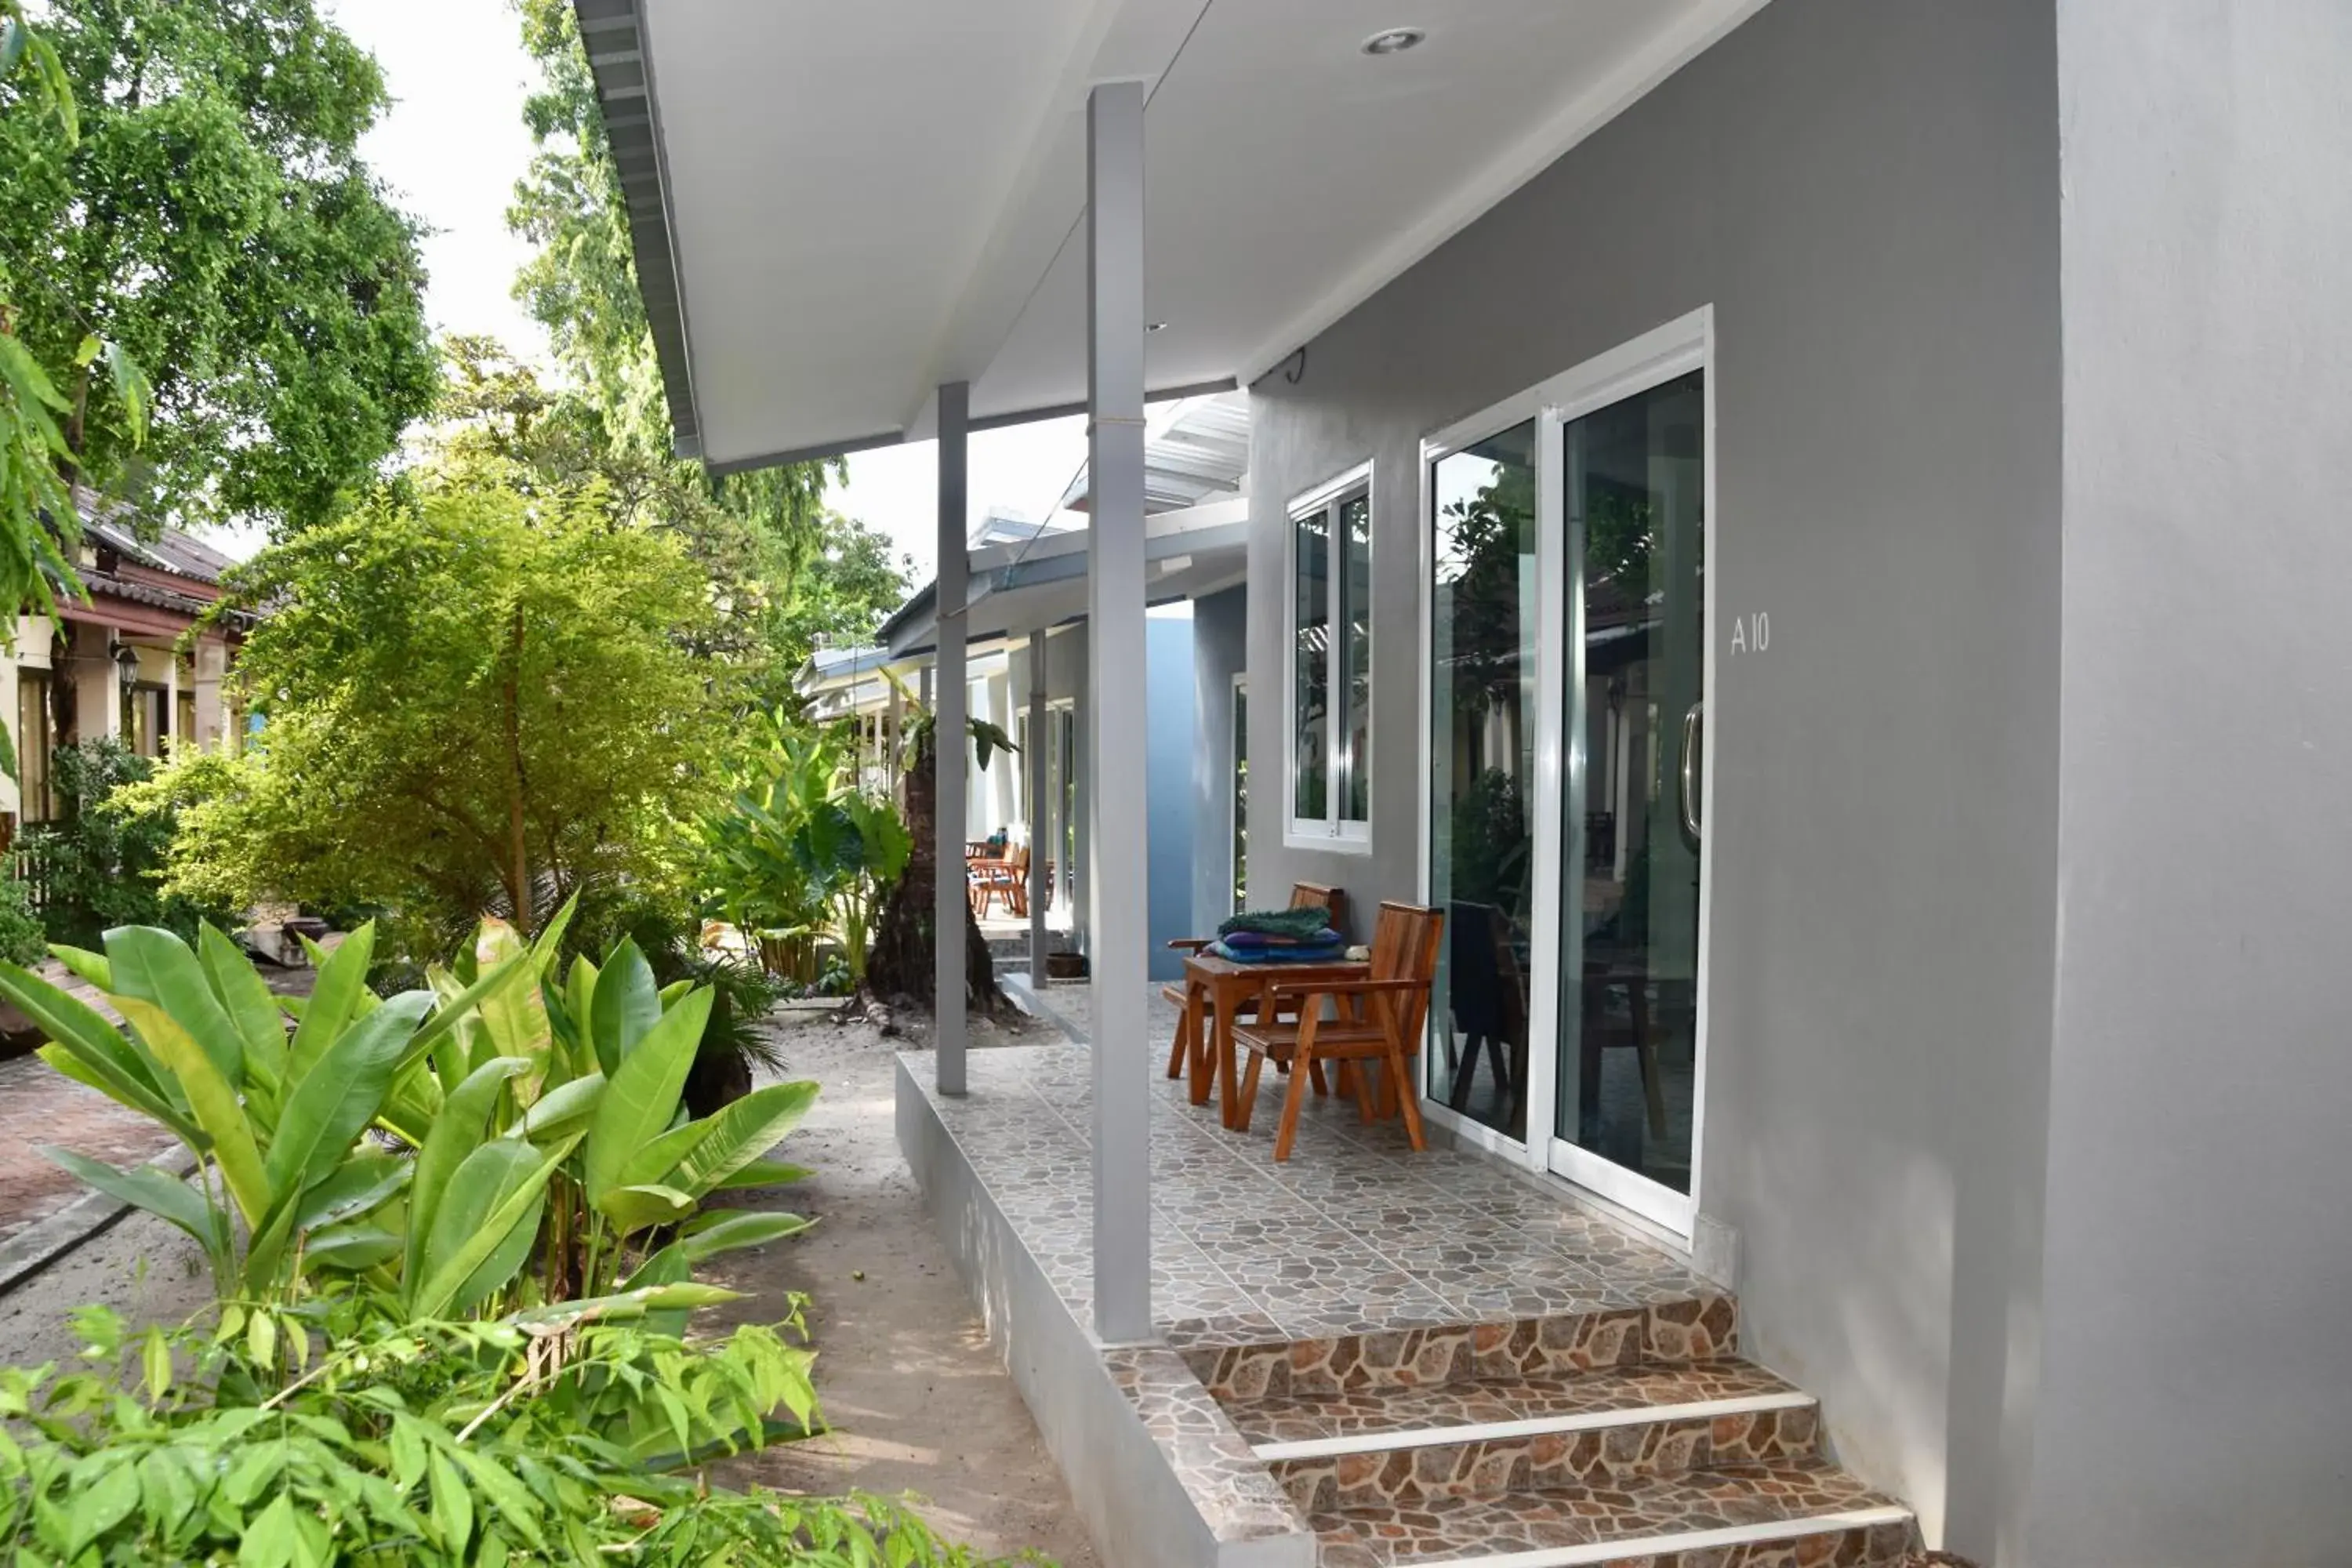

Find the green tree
[[766, 513, 913, 673], [0, 0, 149, 636], [129, 478, 735, 946], [0, 0, 436, 537], [508, 0, 882, 662]]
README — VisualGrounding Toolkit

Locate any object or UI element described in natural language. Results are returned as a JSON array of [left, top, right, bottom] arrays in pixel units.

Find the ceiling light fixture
[[1360, 27, 1425, 56], [1146, 321, 1170, 334]]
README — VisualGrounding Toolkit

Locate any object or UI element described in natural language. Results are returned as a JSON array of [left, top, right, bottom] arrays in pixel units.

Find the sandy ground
[[703, 1000, 1100, 1566], [0, 996, 1101, 1566]]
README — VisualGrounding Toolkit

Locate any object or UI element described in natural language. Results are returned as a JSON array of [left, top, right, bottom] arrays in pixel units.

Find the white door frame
[[1417, 305, 1716, 1237]]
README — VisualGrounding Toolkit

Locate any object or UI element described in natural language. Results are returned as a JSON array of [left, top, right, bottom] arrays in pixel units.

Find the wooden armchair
[[1230, 901, 1445, 1161], [969, 843, 1028, 918], [1162, 882, 1348, 1082]]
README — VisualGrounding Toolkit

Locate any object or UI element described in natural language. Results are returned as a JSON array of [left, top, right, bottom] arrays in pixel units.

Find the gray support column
[[935, 382, 970, 1096], [1085, 79, 1151, 1345], [1027, 629, 1050, 981]]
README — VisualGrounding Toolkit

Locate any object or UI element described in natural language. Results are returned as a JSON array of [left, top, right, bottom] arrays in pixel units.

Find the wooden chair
[[968, 844, 1025, 919], [1230, 902, 1445, 1161], [1162, 882, 1348, 1083]]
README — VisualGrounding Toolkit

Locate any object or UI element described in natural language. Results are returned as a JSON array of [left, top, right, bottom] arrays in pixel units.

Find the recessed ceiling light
[[1361, 27, 1425, 56], [1146, 321, 1169, 332]]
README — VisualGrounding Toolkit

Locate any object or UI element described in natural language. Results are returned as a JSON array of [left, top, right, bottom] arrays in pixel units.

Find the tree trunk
[[869, 723, 996, 1013]]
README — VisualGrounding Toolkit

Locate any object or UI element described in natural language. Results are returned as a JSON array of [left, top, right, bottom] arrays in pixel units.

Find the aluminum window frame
[[1283, 460, 1376, 854]]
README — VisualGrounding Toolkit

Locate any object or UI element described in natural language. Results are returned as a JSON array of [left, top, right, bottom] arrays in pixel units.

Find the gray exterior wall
[[2020, 3, 2352, 1563], [1245, 0, 2063, 1551], [1191, 586, 1248, 934]]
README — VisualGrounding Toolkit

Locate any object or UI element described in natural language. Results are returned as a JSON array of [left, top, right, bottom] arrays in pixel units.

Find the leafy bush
[[704, 713, 910, 989], [0, 901, 816, 1312], [0, 1301, 993, 1566], [16, 737, 236, 949], [0, 870, 45, 966]]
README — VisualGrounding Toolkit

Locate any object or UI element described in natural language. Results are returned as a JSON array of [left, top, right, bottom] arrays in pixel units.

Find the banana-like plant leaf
[[564, 954, 597, 1065], [263, 990, 433, 1208], [669, 1080, 820, 1197], [396, 951, 536, 1079], [302, 1222, 403, 1272], [503, 1281, 742, 1329], [713, 1157, 814, 1190], [615, 1240, 696, 1340], [583, 987, 712, 1204], [588, 938, 659, 1077], [292, 1150, 412, 1231], [616, 1116, 717, 1190], [405, 1056, 531, 1290], [508, 1071, 603, 1143], [676, 1210, 812, 1262], [472, 918, 552, 1105], [288, 921, 375, 1084], [47, 944, 110, 992], [408, 1134, 577, 1319], [39, 1147, 227, 1266], [105, 927, 247, 1091], [593, 1181, 694, 1236], [111, 996, 270, 1226], [0, 956, 196, 1141], [196, 922, 286, 1097]]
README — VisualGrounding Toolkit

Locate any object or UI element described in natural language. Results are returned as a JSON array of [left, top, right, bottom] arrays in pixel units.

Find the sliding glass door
[[1423, 311, 1712, 1234]]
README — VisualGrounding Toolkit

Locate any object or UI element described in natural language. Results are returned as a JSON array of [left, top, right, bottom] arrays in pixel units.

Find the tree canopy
[[0, 0, 435, 536], [130, 480, 734, 947]]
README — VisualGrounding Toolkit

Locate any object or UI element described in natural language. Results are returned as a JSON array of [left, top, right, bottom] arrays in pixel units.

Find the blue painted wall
[[1144, 607, 1196, 982]]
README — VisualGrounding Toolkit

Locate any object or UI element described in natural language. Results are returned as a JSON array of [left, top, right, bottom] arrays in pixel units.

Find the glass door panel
[[1554, 369, 1706, 1207], [1427, 421, 1537, 1140]]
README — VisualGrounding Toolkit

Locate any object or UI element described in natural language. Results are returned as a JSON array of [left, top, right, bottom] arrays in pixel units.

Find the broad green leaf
[[670, 1080, 820, 1197], [104, 927, 246, 1090], [301, 1222, 402, 1272], [677, 1210, 812, 1262], [0, 964, 183, 1132], [39, 1146, 226, 1264], [198, 923, 286, 1093], [427, 1449, 470, 1555], [263, 990, 433, 1207], [503, 1281, 742, 1327], [593, 1181, 693, 1236], [111, 996, 270, 1225], [582, 986, 710, 1204], [396, 950, 536, 1078], [408, 1135, 576, 1319], [506, 1070, 602, 1143], [103, 339, 151, 445], [564, 954, 597, 1058], [65, 1453, 139, 1557], [656, 977, 693, 1006], [48, 944, 111, 991], [713, 1157, 813, 1190], [291, 1150, 410, 1230], [288, 920, 375, 1083], [405, 1056, 530, 1290], [471, 918, 550, 1105], [615, 1116, 716, 1190], [588, 937, 659, 1076], [34, 1040, 197, 1147]]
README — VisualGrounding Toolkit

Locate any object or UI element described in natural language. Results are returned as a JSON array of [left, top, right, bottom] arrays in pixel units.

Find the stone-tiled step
[[1230, 1359, 1819, 1513], [1309, 1457, 1920, 1567], [1183, 1292, 1741, 1401]]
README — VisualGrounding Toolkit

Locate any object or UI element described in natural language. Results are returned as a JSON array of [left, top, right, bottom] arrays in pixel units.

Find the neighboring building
[[2, 505, 245, 837], [586, 2, 2352, 1563]]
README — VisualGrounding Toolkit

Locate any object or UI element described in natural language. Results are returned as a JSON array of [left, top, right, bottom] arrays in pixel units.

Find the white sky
[[206, 0, 1093, 583]]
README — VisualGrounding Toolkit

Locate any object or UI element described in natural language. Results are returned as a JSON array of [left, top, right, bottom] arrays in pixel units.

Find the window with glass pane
[[1291, 506, 1329, 822], [1426, 423, 1536, 1139], [1288, 479, 1372, 844]]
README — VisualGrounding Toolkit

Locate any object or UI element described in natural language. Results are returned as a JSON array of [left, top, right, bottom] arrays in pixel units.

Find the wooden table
[[1178, 949, 1369, 1131]]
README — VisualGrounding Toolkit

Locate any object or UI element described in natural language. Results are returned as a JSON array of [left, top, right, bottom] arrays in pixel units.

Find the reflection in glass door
[[1554, 369, 1707, 1211]]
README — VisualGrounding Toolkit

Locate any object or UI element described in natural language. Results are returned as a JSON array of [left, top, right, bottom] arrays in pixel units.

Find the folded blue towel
[[1218, 927, 1340, 951], [1208, 938, 1346, 964]]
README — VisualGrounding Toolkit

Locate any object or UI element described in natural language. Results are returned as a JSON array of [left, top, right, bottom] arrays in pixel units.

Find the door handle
[[1678, 701, 1704, 842]]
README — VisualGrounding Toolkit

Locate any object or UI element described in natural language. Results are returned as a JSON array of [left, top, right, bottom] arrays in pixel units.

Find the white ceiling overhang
[[579, 0, 1773, 470]]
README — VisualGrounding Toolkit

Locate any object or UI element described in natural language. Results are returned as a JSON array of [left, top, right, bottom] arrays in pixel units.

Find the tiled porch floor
[[954, 988, 1721, 1349]]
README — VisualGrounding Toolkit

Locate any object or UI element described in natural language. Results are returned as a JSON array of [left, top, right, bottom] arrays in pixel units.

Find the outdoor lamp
[[113, 643, 141, 694]]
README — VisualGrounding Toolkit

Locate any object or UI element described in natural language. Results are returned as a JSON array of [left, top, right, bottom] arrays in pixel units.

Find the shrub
[[17, 737, 236, 949], [0, 871, 45, 966]]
